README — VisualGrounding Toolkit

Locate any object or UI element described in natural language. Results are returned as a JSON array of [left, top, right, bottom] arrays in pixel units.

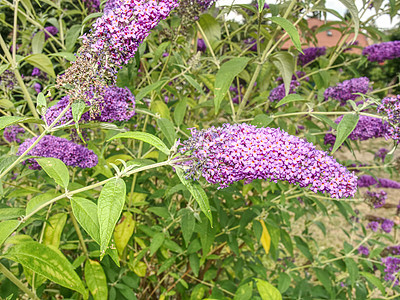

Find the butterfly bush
[[375, 147, 389, 162], [269, 80, 300, 102], [17, 136, 98, 170], [83, 0, 100, 13], [324, 115, 388, 146], [377, 95, 400, 142], [179, 123, 357, 199], [3, 125, 25, 143], [276, 71, 309, 83], [357, 175, 400, 189], [297, 47, 326, 66], [382, 257, 400, 285], [358, 245, 369, 256], [57, 0, 178, 104], [45, 85, 135, 126], [362, 41, 400, 62], [324, 77, 371, 105], [43, 26, 58, 40], [365, 190, 387, 208]]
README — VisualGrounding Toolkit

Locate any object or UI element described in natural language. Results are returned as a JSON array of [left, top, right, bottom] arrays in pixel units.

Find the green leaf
[[71, 197, 100, 243], [234, 281, 253, 300], [49, 52, 77, 62], [183, 74, 205, 95], [43, 213, 67, 248], [271, 52, 295, 96], [294, 236, 313, 261], [151, 100, 171, 120], [37, 157, 70, 189], [25, 54, 55, 78], [269, 17, 302, 52], [0, 208, 25, 221], [331, 114, 359, 154], [85, 259, 108, 300], [360, 271, 386, 295], [0, 64, 10, 76], [0, 116, 32, 130], [157, 257, 175, 275], [278, 273, 291, 293], [108, 132, 170, 155], [26, 190, 59, 216], [157, 118, 176, 148], [189, 253, 200, 277], [82, 12, 103, 27], [36, 92, 46, 115], [98, 178, 126, 257], [214, 57, 250, 113], [0, 220, 19, 247], [339, 0, 359, 41], [71, 101, 86, 123], [256, 279, 282, 300], [275, 94, 306, 108], [314, 268, 332, 293], [345, 258, 359, 285], [65, 24, 81, 52], [176, 168, 212, 226], [135, 80, 168, 101], [257, 0, 265, 12], [149, 232, 165, 255], [181, 208, 195, 246], [251, 114, 273, 127], [4, 241, 87, 297], [198, 14, 221, 48], [32, 31, 45, 54], [114, 212, 135, 256], [174, 98, 187, 126]]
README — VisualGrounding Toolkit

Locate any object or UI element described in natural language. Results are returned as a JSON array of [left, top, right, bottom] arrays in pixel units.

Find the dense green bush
[[1, 0, 400, 299]]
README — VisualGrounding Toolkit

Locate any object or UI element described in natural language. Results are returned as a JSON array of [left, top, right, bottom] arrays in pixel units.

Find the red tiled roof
[[281, 18, 370, 54]]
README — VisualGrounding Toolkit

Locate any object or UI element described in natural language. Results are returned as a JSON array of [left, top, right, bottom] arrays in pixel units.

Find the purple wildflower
[[244, 38, 258, 52], [269, 80, 300, 102], [358, 175, 400, 189], [324, 77, 371, 105], [381, 219, 394, 233], [179, 123, 358, 199], [31, 68, 41, 77], [297, 47, 326, 66], [358, 245, 369, 256], [196, 0, 215, 11], [362, 41, 400, 62], [365, 190, 387, 208], [386, 245, 400, 256], [375, 148, 389, 162], [3, 125, 25, 143], [82, 0, 100, 13], [276, 71, 309, 83], [0, 70, 16, 89], [34, 83, 41, 93], [324, 115, 388, 146], [197, 39, 206, 52], [17, 135, 98, 170], [367, 221, 379, 232], [382, 257, 400, 285], [45, 85, 135, 126], [377, 95, 400, 143], [43, 26, 58, 40]]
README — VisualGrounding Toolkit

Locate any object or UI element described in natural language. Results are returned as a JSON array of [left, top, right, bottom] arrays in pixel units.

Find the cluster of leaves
[[1, 0, 400, 299]]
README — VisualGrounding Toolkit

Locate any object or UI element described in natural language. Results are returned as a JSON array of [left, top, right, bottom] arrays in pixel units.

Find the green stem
[[0, 263, 40, 300], [196, 21, 220, 69], [69, 211, 89, 258], [0, 103, 71, 180], [12, 0, 19, 63]]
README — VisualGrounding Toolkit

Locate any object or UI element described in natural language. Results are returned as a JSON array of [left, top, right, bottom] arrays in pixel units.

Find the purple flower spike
[[358, 245, 369, 256], [17, 135, 98, 170], [362, 41, 400, 62], [43, 26, 59, 40], [381, 219, 394, 233], [3, 125, 25, 143], [179, 123, 358, 199], [269, 80, 300, 102], [358, 175, 400, 189], [324, 77, 371, 105], [375, 148, 389, 162], [382, 256, 400, 285], [367, 221, 379, 232], [297, 47, 326, 66], [197, 39, 206, 52], [377, 95, 400, 143], [365, 190, 387, 208]]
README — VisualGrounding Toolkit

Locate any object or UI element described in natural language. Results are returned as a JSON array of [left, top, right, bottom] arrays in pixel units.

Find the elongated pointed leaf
[[183, 74, 205, 95], [98, 178, 126, 257], [135, 80, 168, 101], [149, 232, 165, 255], [108, 132, 170, 155], [176, 168, 212, 226], [331, 114, 359, 154], [32, 31, 45, 54], [214, 57, 250, 113], [360, 271, 385, 295], [269, 17, 302, 52], [0, 208, 25, 221], [260, 220, 271, 254], [85, 259, 108, 300], [271, 52, 295, 96], [25, 54, 55, 78], [37, 157, 70, 189], [275, 94, 306, 108], [43, 213, 67, 248], [157, 118, 176, 148], [256, 279, 282, 300], [114, 212, 135, 256], [4, 242, 87, 296], [339, 0, 359, 41], [26, 190, 59, 216], [0, 220, 19, 247], [71, 197, 100, 243], [174, 98, 187, 126], [181, 208, 195, 246]]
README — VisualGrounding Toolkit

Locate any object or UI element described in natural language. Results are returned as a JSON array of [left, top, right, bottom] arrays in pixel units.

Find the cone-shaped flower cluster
[[358, 175, 400, 189], [17, 136, 98, 170], [362, 41, 400, 62], [377, 95, 400, 142], [365, 190, 387, 208], [3, 125, 25, 143], [269, 80, 300, 102], [179, 123, 358, 199], [382, 257, 400, 285], [45, 85, 135, 126], [324, 115, 388, 146], [298, 47, 326, 66], [324, 77, 371, 105]]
